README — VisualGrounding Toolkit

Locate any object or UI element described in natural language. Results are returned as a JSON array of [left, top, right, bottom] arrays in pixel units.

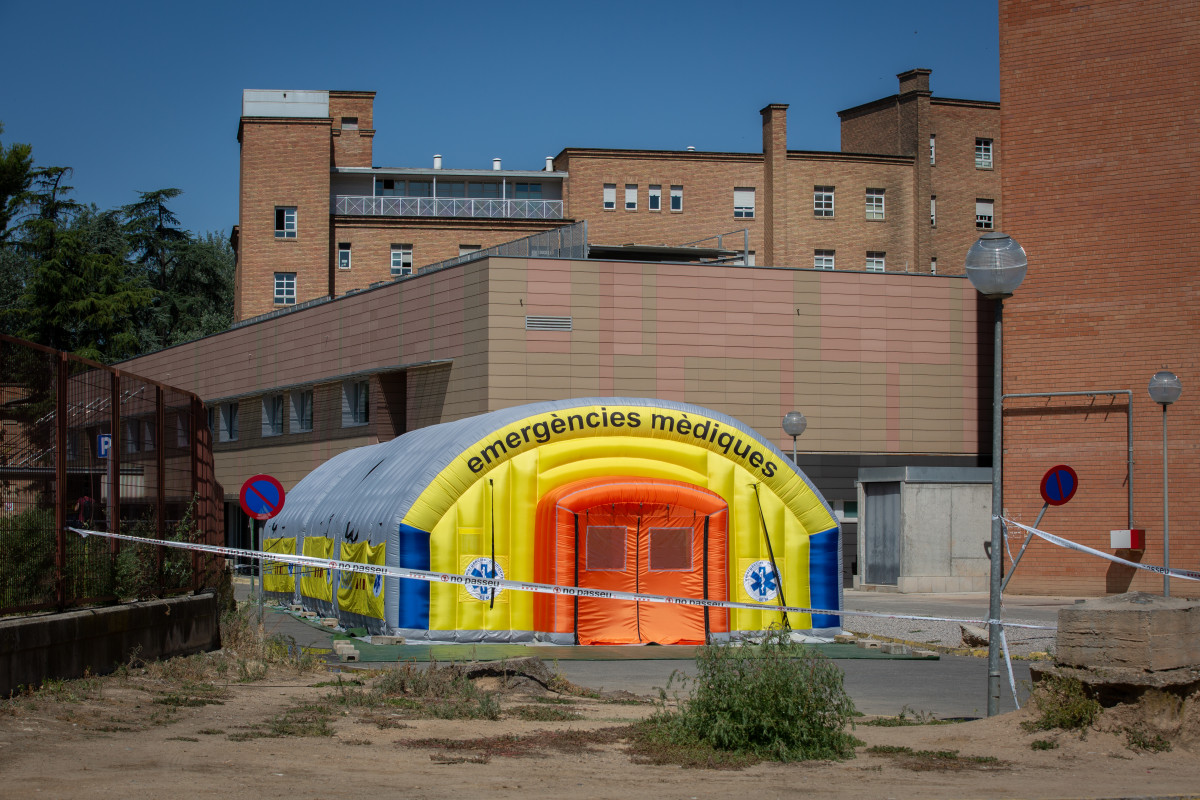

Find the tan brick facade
[[234, 72, 999, 323], [999, 0, 1199, 596], [237, 117, 332, 321]]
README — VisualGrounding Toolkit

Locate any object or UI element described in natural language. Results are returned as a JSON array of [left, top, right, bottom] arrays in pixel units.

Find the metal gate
[[862, 481, 900, 585]]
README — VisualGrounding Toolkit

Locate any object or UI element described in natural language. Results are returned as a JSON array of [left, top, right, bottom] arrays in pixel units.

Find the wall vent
[[525, 315, 572, 332]]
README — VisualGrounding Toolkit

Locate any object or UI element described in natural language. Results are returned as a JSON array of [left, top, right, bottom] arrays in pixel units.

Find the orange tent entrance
[[534, 477, 730, 645]]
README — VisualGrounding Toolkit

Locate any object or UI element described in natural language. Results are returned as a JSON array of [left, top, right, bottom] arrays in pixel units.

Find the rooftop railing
[[335, 195, 564, 220]]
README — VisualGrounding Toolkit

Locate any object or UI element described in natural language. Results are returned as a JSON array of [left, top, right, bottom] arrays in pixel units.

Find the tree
[[0, 122, 34, 243], [122, 188, 186, 293]]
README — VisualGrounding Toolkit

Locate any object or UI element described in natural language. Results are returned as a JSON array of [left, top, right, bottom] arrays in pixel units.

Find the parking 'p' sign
[[239, 474, 286, 521], [1039, 465, 1078, 506]]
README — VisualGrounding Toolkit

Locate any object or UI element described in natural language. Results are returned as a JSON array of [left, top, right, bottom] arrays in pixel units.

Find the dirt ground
[[2, 655, 1199, 800]]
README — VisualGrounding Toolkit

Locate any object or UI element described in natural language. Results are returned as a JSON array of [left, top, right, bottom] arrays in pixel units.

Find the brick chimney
[[761, 103, 789, 267]]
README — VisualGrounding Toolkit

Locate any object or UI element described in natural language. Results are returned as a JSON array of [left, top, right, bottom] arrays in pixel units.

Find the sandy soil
[[2, 660, 1198, 800]]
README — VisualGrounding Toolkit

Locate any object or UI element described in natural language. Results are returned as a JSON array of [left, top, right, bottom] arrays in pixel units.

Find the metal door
[[862, 482, 900, 585]]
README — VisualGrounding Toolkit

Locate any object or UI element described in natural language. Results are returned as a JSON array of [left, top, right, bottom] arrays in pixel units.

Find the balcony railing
[[335, 195, 564, 220]]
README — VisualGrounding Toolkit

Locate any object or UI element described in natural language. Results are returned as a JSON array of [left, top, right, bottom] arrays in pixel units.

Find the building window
[[391, 244, 413, 277], [468, 182, 501, 198], [929, 134, 936, 165], [274, 206, 296, 239], [976, 199, 995, 229], [814, 186, 834, 217], [341, 116, 358, 130], [814, 250, 835, 270], [459, 244, 481, 256], [865, 188, 885, 220], [342, 380, 369, 427], [930, 257, 938, 275], [436, 181, 466, 198], [290, 389, 313, 433], [670, 185, 683, 211], [930, 196, 937, 227], [603, 184, 616, 210], [274, 272, 296, 305], [866, 252, 886, 272], [733, 187, 755, 218], [338, 243, 351, 270], [218, 403, 239, 443], [408, 180, 432, 197], [261, 394, 284, 437], [514, 182, 542, 199], [976, 138, 993, 169], [625, 184, 637, 210], [648, 184, 661, 211]]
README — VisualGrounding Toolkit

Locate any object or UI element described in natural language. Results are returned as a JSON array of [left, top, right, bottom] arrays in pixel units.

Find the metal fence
[[420, 220, 589, 276], [0, 334, 223, 615], [335, 195, 565, 221]]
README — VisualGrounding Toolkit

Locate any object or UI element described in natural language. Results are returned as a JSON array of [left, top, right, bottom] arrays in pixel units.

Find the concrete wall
[[0, 593, 221, 696]]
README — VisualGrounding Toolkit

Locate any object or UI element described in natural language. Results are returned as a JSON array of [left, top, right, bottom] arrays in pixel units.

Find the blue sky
[[0, 1, 998, 238]]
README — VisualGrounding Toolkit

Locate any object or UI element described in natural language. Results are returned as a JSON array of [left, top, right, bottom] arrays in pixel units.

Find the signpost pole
[[238, 474, 286, 627], [255, 518, 264, 625]]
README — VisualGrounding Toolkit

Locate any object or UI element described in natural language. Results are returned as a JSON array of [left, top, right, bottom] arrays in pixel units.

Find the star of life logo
[[464, 557, 504, 602], [743, 559, 779, 603]]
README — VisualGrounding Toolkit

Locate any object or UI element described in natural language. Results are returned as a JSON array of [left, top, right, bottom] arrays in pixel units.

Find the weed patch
[[1030, 738, 1058, 751], [634, 631, 857, 764], [860, 706, 949, 727], [1022, 674, 1100, 733], [866, 745, 1005, 771], [1124, 726, 1171, 753], [509, 704, 583, 722]]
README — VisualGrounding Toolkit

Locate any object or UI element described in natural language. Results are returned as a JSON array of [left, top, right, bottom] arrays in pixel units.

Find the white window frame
[[342, 380, 369, 427], [261, 394, 284, 437], [929, 134, 936, 165], [274, 206, 296, 238], [813, 250, 835, 270], [866, 252, 886, 272], [814, 186, 834, 217], [930, 196, 937, 227], [274, 272, 296, 306], [624, 184, 637, 211], [290, 389, 313, 433], [337, 242, 351, 270], [218, 403, 239, 443], [733, 187, 755, 219], [603, 183, 616, 210], [976, 199, 995, 230], [866, 188, 885, 220], [391, 244, 413, 277], [670, 185, 683, 211], [930, 257, 938, 275], [648, 184, 661, 211], [976, 138, 993, 169]]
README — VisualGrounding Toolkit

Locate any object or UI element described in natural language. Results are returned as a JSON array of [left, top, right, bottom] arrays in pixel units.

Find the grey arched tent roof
[[266, 397, 828, 545]]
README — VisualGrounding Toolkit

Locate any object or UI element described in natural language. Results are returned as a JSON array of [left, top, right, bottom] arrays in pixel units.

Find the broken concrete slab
[[1056, 592, 1200, 672]]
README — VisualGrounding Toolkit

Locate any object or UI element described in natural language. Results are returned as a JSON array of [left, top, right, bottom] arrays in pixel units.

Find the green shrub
[[637, 631, 858, 762], [1021, 674, 1100, 733]]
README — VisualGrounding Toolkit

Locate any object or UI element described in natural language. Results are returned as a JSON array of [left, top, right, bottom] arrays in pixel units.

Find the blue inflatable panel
[[397, 523, 431, 629], [808, 526, 841, 629]]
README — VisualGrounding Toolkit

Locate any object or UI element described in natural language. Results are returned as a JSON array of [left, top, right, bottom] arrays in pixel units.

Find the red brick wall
[[237, 118, 332, 320], [1000, 0, 1200, 596], [928, 101, 1002, 277]]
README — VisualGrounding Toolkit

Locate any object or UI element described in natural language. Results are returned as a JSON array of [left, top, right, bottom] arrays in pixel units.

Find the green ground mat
[[262, 607, 936, 662]]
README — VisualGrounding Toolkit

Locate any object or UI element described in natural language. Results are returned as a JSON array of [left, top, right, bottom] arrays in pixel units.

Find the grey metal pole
[[1162, 404, 1170, 597], [988, 298, 1004, 717], [792, 435, 797, 467]]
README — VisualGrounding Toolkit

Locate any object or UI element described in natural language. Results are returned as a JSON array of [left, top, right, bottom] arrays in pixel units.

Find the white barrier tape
[[1000, 517, 1200, 583], [68, 527, 1054, 631], [998, 626, 1020, 711]]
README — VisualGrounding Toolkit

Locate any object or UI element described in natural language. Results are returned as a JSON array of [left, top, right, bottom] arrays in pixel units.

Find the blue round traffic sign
[[240, 474, 286, 520], [1040, 465, 1078, 506]]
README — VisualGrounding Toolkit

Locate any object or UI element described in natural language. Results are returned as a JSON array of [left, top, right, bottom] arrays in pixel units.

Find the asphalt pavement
[[236, 582, 1075, 718]]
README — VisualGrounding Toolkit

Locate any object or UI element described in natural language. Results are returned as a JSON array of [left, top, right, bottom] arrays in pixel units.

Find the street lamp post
[[965, 231, 1028, 718], [1148, 369, 1182, 597], [782, 411, 807, 467]]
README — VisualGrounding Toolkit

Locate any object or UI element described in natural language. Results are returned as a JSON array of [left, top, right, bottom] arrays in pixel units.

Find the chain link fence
[[0, 334, 223, 614]]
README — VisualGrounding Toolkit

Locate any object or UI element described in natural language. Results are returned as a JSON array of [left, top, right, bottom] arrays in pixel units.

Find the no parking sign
[[239, 474, 286, 521]]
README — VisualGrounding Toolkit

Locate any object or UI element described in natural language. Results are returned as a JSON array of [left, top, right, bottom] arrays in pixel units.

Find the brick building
[[124, 252, 990, 589], [234, 70, 999, 322], [998, 0, 1199, 596]]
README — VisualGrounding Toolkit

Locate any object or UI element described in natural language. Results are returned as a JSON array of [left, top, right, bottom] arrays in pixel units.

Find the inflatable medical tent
[[262, 398, 841, 644]]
